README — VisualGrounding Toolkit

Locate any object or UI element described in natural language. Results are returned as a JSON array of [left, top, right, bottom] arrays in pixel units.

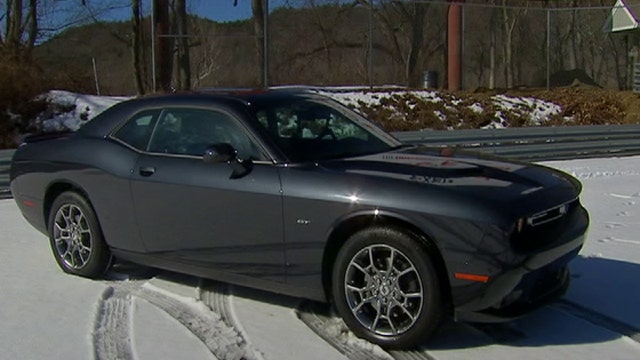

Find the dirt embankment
[[358, 87, 640, 132]]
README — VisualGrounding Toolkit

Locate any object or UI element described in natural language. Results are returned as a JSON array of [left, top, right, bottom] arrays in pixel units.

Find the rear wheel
[[48, 191, 112, 278], [332, 226, 443, 349]]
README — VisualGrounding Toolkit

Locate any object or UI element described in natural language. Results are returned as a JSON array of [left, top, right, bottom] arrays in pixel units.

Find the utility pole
[[153, 0, 172, 92], [447, 0, 465, 91]]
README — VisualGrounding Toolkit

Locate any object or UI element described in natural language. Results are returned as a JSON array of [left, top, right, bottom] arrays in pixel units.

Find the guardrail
[[393, 124, 640, 161], [0, 149, 13, 199], [1, 124, 639, 199]]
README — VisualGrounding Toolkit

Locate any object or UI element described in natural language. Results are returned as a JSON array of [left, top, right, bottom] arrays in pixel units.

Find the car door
[[130, 107, 285, 282]]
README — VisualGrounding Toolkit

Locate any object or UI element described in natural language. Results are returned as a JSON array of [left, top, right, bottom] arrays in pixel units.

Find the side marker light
[[454, 272, 489, 283]]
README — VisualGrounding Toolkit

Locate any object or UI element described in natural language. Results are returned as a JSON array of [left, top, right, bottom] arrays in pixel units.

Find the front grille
[[511, 199, 581, 252]]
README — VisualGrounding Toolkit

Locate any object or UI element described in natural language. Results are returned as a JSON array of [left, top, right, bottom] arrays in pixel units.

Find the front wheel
[[332, 227, 443, 349], [48, 191, 113, 278]]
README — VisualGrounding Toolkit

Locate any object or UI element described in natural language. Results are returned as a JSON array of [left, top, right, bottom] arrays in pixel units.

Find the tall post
[[263, 0, 269, 88], [151, 0, 156, 91], [92, 57, 100, 96], [447, 0, 464, 91], [369, 0, 374, 88], [461, 3, 465, 90], [154, 0, 172, 92], [546, 9, 551, 90]]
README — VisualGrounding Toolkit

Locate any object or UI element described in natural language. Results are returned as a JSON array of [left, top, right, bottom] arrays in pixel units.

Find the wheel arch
[[43, 181, 93, 226], [321, 211, 453, 312], [45, 180, 114, 278]]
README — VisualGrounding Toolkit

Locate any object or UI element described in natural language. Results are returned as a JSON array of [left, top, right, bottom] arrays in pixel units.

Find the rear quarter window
[[112, 110, 160, 150]]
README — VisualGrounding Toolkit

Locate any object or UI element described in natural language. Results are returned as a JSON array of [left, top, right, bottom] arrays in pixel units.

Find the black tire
[[332, 226, 443, 349], [48, 191, 113, 278]]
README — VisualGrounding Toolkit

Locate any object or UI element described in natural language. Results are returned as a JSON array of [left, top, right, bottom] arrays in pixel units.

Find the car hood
[[319, 146, 581, 214]]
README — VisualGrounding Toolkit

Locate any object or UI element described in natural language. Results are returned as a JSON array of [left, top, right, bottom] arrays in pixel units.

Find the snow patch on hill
[[34, 88, 568, 132], [36, 90, 130, 132]]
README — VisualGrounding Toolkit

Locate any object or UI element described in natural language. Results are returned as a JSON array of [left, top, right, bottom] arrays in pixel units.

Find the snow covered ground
[[1, 156, 639, 360]]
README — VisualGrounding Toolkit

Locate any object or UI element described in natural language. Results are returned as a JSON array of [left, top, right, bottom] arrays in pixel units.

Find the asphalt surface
[[0, 149, 14, 199]]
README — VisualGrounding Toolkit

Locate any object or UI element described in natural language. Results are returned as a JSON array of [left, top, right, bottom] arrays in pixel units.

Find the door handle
[[139, 166, 156, 177]]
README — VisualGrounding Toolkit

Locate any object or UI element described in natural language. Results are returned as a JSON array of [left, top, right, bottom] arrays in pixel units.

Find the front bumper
[[454, 206, 588, 323]]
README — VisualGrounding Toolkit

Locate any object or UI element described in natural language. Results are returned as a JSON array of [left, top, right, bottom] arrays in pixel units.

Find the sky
[[192, 0, 254, 22], [1, 1, 262, 40], [96, 0, 294, 23]]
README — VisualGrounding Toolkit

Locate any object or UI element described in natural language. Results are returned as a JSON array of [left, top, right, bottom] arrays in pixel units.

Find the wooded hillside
[[31, 1, 635, 95]]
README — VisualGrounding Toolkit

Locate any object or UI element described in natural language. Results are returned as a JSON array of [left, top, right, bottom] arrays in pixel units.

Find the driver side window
[[148, 108, 264, 160], [258, 102, 369, 141]]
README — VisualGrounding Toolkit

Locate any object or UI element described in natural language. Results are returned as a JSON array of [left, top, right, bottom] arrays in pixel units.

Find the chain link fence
[[131, 0, 639, 92]]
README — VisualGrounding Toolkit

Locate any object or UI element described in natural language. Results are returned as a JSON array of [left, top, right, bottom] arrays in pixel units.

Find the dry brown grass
[[359, 86, 637, 132]]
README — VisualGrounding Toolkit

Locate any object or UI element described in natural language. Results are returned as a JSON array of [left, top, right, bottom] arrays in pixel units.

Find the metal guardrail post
[[0, 149, 14, 199]]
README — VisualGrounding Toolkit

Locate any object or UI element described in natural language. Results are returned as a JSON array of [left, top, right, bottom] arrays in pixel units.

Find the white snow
[[468, 102, 484, 114], [318, 89, 566, 129], [492, 94, 563, 126], [133, 297, 217, 360], [36, 90, 130, 132], [1, 155, 640, 359], [230, 287, 349, 360]]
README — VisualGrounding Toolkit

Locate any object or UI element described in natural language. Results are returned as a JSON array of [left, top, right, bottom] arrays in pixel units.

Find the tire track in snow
[[93, 286, 135, 360], [93, 275, 262, 360], [197, 281, 266, 360], [296, 301, 435, 360], [124, 281, 263, 360], [554, 299, 640, 344], [198, 281, 234, 328], [388, 351, 437, 360]]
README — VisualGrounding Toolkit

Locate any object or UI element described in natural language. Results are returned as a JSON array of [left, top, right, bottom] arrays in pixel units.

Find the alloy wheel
[[52, 204, 93, 270], [343, 244, 424, 336]]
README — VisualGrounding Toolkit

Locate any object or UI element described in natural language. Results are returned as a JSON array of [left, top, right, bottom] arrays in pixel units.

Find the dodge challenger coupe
[[10, 90, 589, 348]]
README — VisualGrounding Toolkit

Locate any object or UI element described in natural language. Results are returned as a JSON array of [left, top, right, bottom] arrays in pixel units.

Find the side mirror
[[203, 143, 236, 163], [203, 143, 252, 179]]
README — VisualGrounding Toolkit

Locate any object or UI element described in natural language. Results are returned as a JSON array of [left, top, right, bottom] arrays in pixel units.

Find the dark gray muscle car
[[10, 90, 589, 348]]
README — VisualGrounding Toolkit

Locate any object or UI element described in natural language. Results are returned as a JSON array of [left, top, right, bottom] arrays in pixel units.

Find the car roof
[[78, 88, 325, 138]]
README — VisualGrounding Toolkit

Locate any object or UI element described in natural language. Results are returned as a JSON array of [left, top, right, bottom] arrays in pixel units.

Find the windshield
[[250, 97, 400, 162]]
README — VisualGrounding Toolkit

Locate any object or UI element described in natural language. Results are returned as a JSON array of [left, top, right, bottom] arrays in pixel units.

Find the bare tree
[[501, 0, 528, 88], [356, 0, 436, 87], [231, 0, 266, 86], [174, 0, 191, 90], [252, 0, 266, 87], [1, 0, 38, 59], [489, 0, 498, 89], [131, 0, 146, 95], [191, 27, 223, 88], [154, 0, 173, 92]]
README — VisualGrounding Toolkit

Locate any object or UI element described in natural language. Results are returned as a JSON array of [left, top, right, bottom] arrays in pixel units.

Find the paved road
[[0, 149, 15, 199]]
